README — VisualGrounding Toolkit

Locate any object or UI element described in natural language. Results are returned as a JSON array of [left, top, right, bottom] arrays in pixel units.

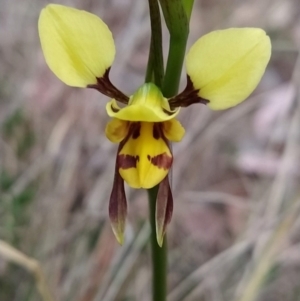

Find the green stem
[[148, 187, 168, 301], [162, 35, 188, 97], [145, 0, 164, 86], [182, 0, 195, 21], [146, 1, 194, 301], [146, 1, 167, 301], [158, 0, 190, 97], [145, 38, 155, 83]]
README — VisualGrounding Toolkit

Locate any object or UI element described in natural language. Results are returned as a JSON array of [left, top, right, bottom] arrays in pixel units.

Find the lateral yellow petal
[[106, 83, 179, 122], [118, 122, 172, 189], [38, 4, 115, 87], [105, 119, 129, 143], [186, 28, 271, 110], [162, 119, 185, 142]]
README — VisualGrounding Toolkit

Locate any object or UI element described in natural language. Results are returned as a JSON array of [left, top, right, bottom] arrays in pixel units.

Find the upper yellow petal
[[186, 28, 271, 110], [38, 4, 115, 87], [106, 83, 179, 122]]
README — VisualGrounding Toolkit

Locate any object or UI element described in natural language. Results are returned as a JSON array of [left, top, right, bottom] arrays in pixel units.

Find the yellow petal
[[186, 28, 271, 110], [38, 4, 115, 87], [118, 122, 172, 189], [105, 118, 129, 143], [162, 119, 185, 142], [106, 83, 179, 122]]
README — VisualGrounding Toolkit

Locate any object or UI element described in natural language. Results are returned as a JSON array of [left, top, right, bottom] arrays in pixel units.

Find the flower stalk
[[146, 0, 167, 299], [146, 1, 194, 300], [146, 0, 164, 86], [148, 186, 168, 301]]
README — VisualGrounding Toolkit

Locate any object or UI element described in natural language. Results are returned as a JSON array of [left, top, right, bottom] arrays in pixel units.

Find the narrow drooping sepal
[[109, 158, 127, 245], [38, 4, 116, 87], [185, 28, 271, 110], [155, 177, 173, 247]]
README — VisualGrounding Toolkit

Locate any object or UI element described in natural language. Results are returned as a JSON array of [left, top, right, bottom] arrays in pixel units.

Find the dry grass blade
[[94, 222, 150, 301], [0, 240, 56, 301], [168, 240, 252, 301], [233, 49, 300, 301], [183, 191, 249, 209], [234, 198, 300, 301], [265, 54, 300, 221]]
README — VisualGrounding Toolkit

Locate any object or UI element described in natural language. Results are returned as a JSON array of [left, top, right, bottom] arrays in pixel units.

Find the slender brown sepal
[[109, 148, 127, 245], [87, 68, 129, 104], [155, 176, 173, 247], [168, 75, 209, 109]]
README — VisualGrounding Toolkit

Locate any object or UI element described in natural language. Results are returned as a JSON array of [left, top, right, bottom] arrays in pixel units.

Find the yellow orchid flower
[[38, 4, 271, 245]]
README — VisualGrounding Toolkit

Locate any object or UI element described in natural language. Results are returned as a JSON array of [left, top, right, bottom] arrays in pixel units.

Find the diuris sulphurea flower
[[38, 4, 271, 246]]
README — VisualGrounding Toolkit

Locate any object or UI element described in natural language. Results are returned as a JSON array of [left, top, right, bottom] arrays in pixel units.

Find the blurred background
[[0, 0, 300, 300]]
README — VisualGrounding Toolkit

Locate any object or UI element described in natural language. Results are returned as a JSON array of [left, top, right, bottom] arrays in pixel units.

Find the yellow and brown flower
[[38, 4, 271, 245]]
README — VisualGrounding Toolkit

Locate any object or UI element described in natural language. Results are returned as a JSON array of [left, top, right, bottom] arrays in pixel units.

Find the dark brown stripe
[[168, 75, 209, 108], [132, 122, 141, 139], [87, 68, 129, 104], [118, 154, 139, 169], [153, 123, 161, 140], [148, 152, 172, 170]]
